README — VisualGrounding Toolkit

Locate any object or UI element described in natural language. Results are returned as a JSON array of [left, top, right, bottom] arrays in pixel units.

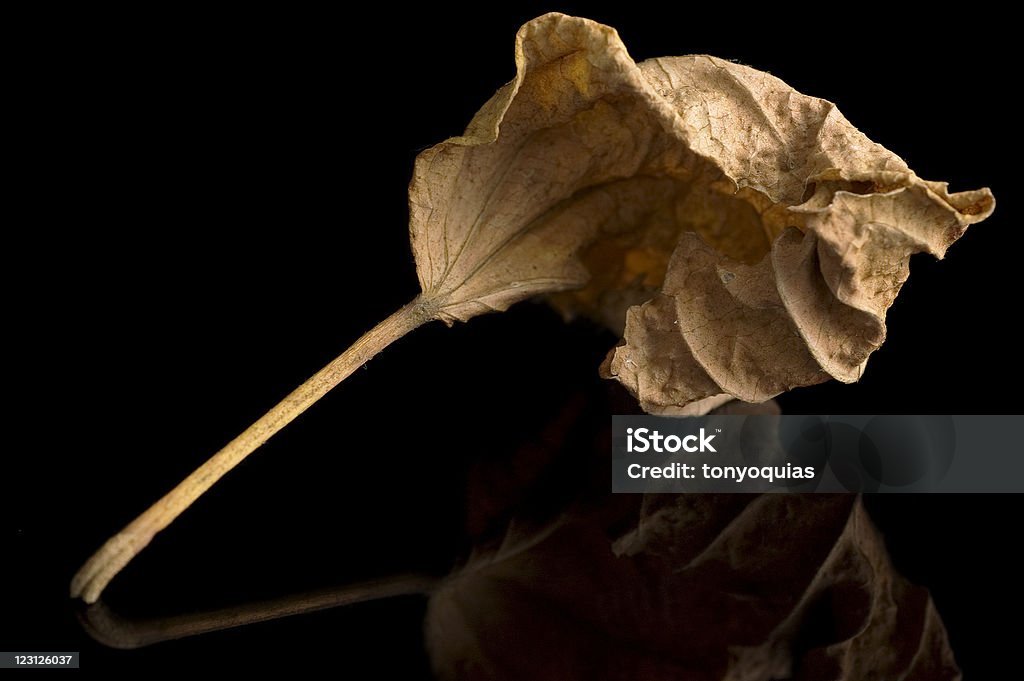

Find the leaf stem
[[78, 573, 439, 649], [71, 297, 436, 603]]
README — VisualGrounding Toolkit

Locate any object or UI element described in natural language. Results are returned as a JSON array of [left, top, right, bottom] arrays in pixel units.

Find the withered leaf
[[70, 11, 994, 606], [409, 12, 993, 412], [426, 494, 960, 680]]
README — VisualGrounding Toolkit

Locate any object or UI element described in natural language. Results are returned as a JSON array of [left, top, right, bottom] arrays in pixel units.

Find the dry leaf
[[407, 13, 993, 412], [71, 11, 993, 604], [426, 494, 960, 680]]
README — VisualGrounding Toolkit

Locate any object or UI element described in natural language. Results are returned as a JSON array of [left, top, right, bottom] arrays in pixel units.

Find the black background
[[9, 3, 1021, 676]]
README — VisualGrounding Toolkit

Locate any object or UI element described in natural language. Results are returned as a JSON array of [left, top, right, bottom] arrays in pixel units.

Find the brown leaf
[[69, 11, 996, 606], [426, 494, 961, 680], [408, 13, 993, 413]]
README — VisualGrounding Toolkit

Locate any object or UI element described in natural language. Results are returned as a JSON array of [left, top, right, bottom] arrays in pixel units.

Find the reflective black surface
[[10, 3, 1020, 676]]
